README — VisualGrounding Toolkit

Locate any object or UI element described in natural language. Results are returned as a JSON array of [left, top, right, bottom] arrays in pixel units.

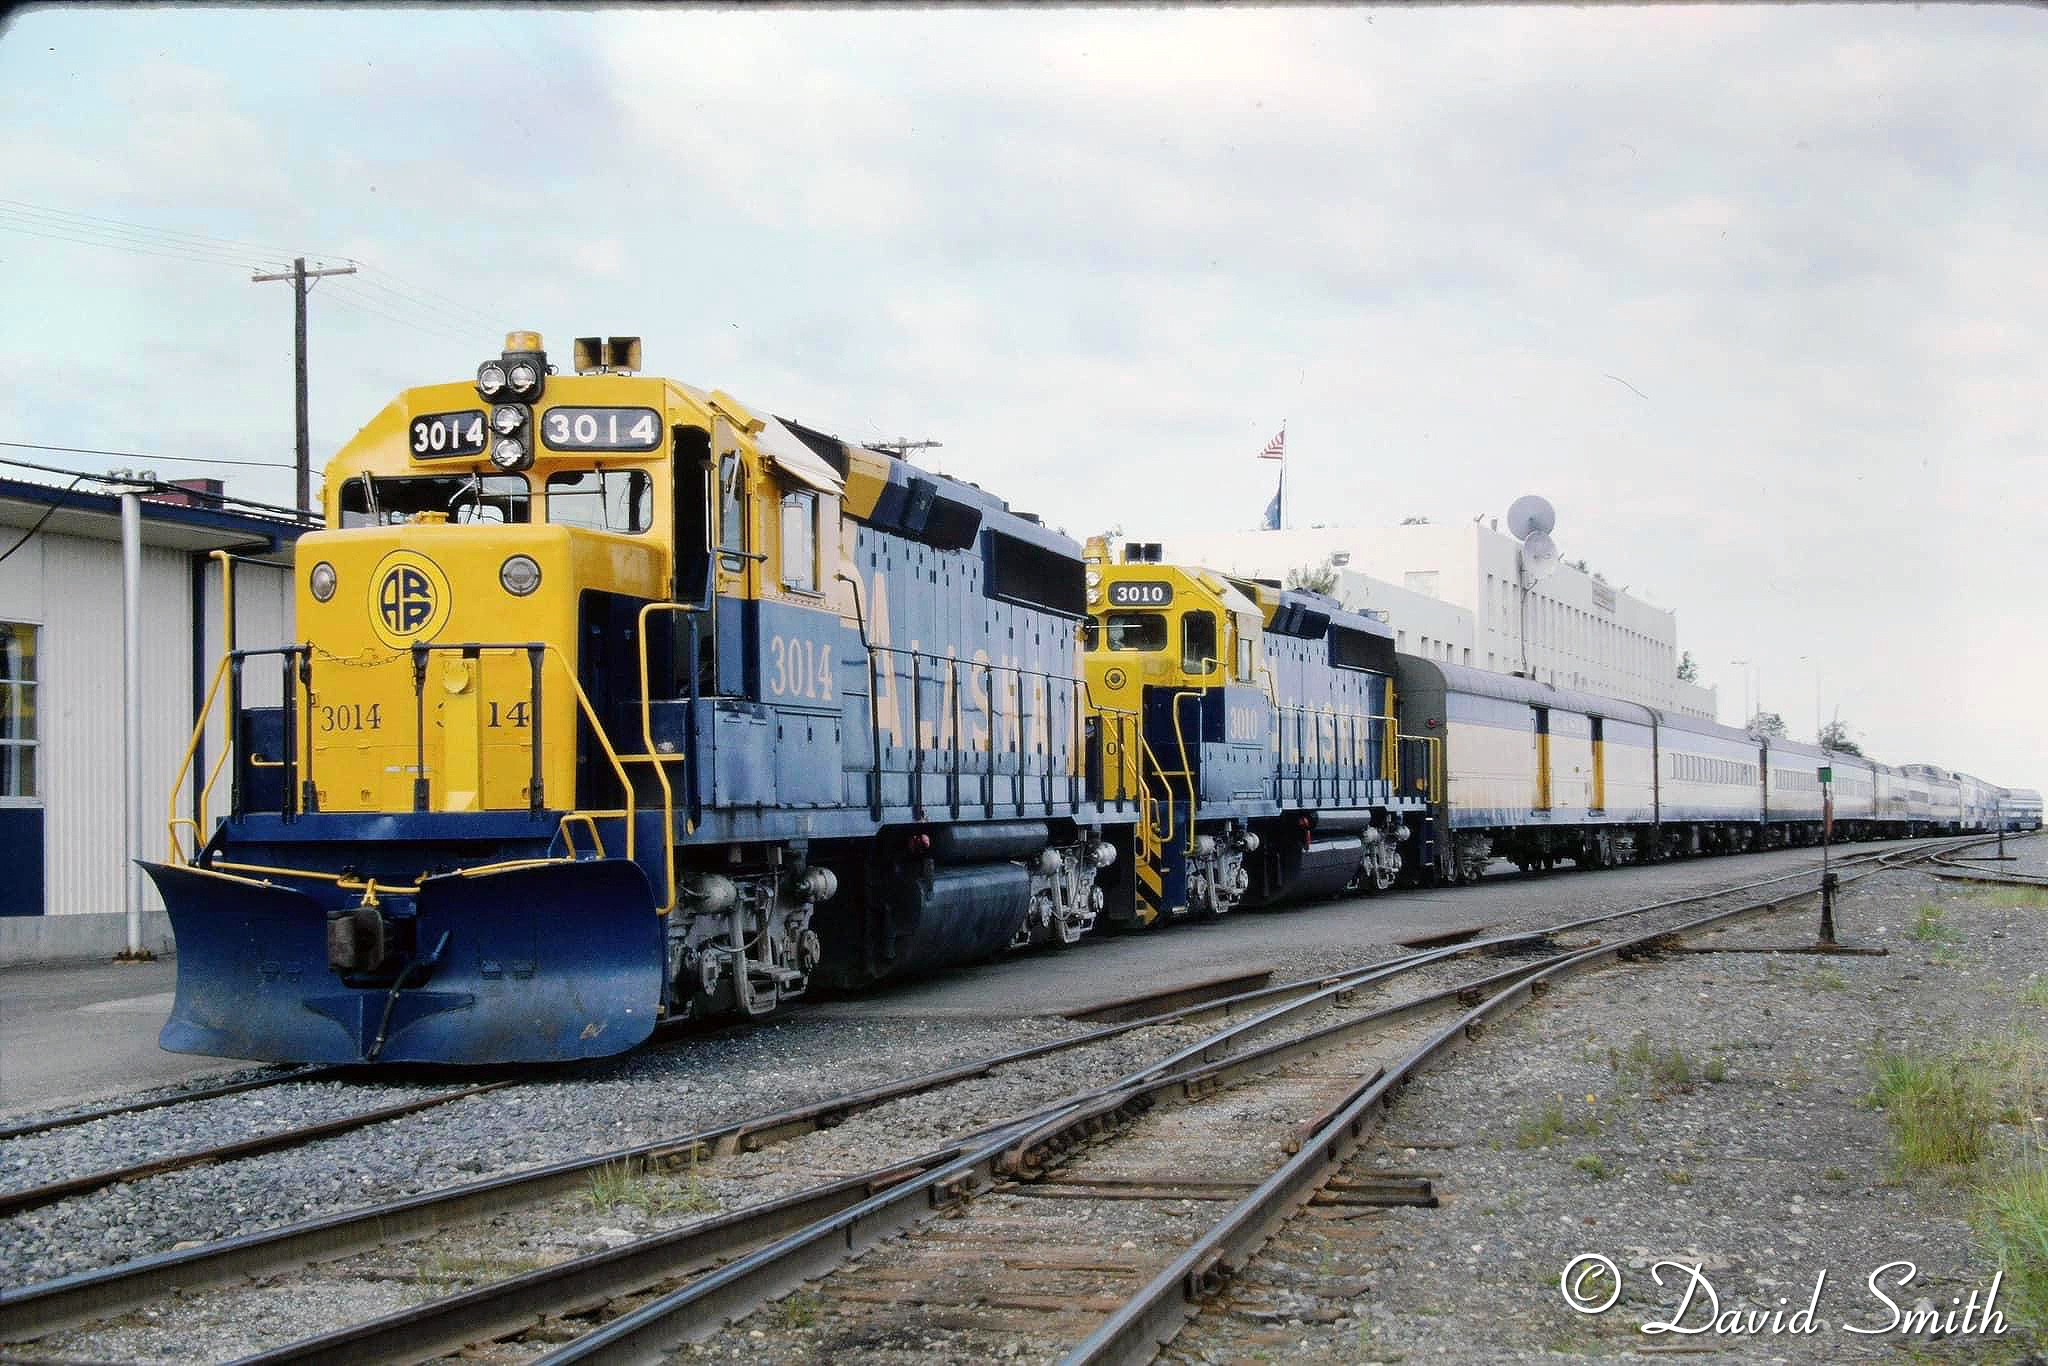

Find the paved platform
[[0, 958, 253, 1119]]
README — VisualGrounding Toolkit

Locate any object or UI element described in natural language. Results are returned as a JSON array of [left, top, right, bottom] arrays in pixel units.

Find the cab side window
[[1236, 635, 1255, 681], [1182, 611, 1218, 675], [717, 455, 746, 558], [780, 489, 818, 593]]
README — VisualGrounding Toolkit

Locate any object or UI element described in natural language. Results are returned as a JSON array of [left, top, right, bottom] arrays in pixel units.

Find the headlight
[[499, 554, 542, 596], [508, 362, 540, 395], [476, 362, 508, 398], [490, 435, 531, 471], [492, 404, 526, 436], [309, 561, 337, 602]]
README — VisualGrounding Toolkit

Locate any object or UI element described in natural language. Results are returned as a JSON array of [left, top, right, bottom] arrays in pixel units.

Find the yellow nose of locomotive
[[296, 522, 585, 814]]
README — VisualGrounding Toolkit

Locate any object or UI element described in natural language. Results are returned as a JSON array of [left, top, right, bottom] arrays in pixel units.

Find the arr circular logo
[[369, 550, 452, 648]]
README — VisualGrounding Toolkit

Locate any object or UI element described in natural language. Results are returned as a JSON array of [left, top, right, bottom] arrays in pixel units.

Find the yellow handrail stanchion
[[633, 601, 697, 913]]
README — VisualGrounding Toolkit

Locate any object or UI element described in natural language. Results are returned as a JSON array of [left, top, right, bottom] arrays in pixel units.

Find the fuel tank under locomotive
[[812, 821, 1114, 989]]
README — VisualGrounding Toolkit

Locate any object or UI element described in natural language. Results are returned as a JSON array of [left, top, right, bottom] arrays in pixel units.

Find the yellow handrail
[[1168, 691, 1202, 852], [166, 550, 236, 863], [633, 601, 696, 913]]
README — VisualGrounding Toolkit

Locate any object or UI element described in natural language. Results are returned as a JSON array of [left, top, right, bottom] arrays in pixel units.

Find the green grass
[[1932, 944, 1967, 968], [1978, 1150, 2048, 1331], [1824, 1166, 1850, 1182], [1704, 1054, 1728, 1083], [1610, 1033, 1700, 1094], [2021, 980, 2048, 1009], [583, 1158, 717, 1217], [1975, 887, 2048, 912], [417, 1248, 548, 1283], [1815, 967, 1848, 992], [1868, 1049, 1997, 1170], [1911, 904, 1962, 944], [1664, 1167, 1692, 1186], [1516, 1095, 1603, 1149], [1573, 1153, 1610, 1180], [775, 1290, 824, 1329]]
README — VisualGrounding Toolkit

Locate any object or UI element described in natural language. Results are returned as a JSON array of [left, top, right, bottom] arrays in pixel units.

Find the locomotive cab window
[[779, 488, 819, 594], [1103, 612, 1166, 651], [1181, 610, 1218, 675], [340, 474, 531, 527], [717, 454, 748, 563], [1236, 636, 1256, 681], [545, 469, 651, 534]]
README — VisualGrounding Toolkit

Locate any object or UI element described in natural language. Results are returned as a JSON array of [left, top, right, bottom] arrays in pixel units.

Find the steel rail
[[533, 838, 1979, 1365], [1060, 844, 1974, 1364], [0, 1082, 516, 1219], [0, 953, 1468, 1341], [0, 1067, 344, 1145], [0, 836, 1972, 1350]]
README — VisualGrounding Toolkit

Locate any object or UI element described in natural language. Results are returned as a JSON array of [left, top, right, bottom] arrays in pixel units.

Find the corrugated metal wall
[[0, 528, 293, 917]]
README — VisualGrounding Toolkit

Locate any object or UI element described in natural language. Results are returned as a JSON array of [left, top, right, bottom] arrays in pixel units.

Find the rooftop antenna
[[874, 437, 944, 467], [1506, 494, 1558, 678]]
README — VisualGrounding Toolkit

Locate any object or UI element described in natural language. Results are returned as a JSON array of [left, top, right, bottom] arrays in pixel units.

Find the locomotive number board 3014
[[409, 410, 488, 458], [1108, 581, 1174, 607], [540, 406, 663, 452]]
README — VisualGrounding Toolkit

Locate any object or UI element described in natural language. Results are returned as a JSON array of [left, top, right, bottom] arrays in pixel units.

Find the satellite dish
[[1506, 494, 1556, 541], [1520, 530, 1560, 585]]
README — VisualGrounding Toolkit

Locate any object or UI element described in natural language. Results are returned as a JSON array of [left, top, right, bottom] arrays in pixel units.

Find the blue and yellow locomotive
[[154, 334, 1138, 1064], [1081, 544, 1440, 921]]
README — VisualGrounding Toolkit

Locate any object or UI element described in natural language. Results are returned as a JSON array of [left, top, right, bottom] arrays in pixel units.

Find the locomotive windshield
[[340, 473, 531, 526], [338, 469, 652, 534], [544, 469, 652, 534], [1099, 611, 1166, 651]]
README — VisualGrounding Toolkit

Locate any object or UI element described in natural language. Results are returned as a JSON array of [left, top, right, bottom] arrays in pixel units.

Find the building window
[[0, 623, 35, 800], [779, 489, 819, 593]]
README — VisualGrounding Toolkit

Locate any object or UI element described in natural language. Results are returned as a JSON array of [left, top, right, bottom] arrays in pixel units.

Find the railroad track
[[0, 833, 1988, 1364], [1925, 831, 2044, 887]]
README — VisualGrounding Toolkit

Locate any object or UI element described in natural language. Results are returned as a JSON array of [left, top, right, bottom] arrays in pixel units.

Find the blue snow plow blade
[[146, 859, 665, 1065]]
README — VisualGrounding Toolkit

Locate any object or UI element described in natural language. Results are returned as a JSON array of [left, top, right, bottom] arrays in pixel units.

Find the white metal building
[[0, 477, 302, 963], [1165, 522, 1720, 719]]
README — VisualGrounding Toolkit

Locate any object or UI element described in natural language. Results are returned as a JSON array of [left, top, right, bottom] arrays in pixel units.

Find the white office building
[[0, 475, 303, 963], [1164, 522, 1720, 720]]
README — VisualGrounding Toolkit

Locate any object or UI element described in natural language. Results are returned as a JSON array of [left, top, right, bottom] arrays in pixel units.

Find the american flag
[[1258, 426, 1287, 460]]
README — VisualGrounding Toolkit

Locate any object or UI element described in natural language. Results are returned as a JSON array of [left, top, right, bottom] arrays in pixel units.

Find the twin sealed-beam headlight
[[508, 362, 540, 396], [488, 403, 534, 471], [476, 361, 508, 398], [499, 554, 542, 596], [309, 561, 337, 602]]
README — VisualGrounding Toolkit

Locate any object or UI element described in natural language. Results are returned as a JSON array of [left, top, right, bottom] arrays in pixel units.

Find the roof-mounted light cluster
[[476, 331, 548, 471]]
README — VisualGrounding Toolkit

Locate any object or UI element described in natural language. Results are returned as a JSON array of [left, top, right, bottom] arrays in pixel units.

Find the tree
[[1746, 711, 1787, 738], [1676, 651, 1698, 683], [1399, 515, 1431, 525], [1818, 720, 1863, 756], [1286, 557, 1340, 594]]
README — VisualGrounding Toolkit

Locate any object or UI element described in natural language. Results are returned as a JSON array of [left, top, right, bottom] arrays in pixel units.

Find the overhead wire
[[0, 454, 311, 522], [0, 441, 297, 471], [0, 474, 89, 566]]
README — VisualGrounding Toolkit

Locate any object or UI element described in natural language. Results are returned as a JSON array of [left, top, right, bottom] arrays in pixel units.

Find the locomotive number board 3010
[[540, 406, 663, 452], [1108, 581, 1174, 607]]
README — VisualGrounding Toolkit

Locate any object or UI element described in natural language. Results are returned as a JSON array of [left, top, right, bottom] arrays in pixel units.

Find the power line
[[0, 198, 329, 261], [0, 440, 296, 471], [0, 454, 311, 522]]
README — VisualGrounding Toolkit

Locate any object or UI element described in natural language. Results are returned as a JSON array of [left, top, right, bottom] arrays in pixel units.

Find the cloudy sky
[[1, 5, 2042, 788]]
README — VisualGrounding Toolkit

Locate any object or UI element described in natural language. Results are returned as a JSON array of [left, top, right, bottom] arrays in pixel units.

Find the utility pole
[[252, 257, 356, 515]]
